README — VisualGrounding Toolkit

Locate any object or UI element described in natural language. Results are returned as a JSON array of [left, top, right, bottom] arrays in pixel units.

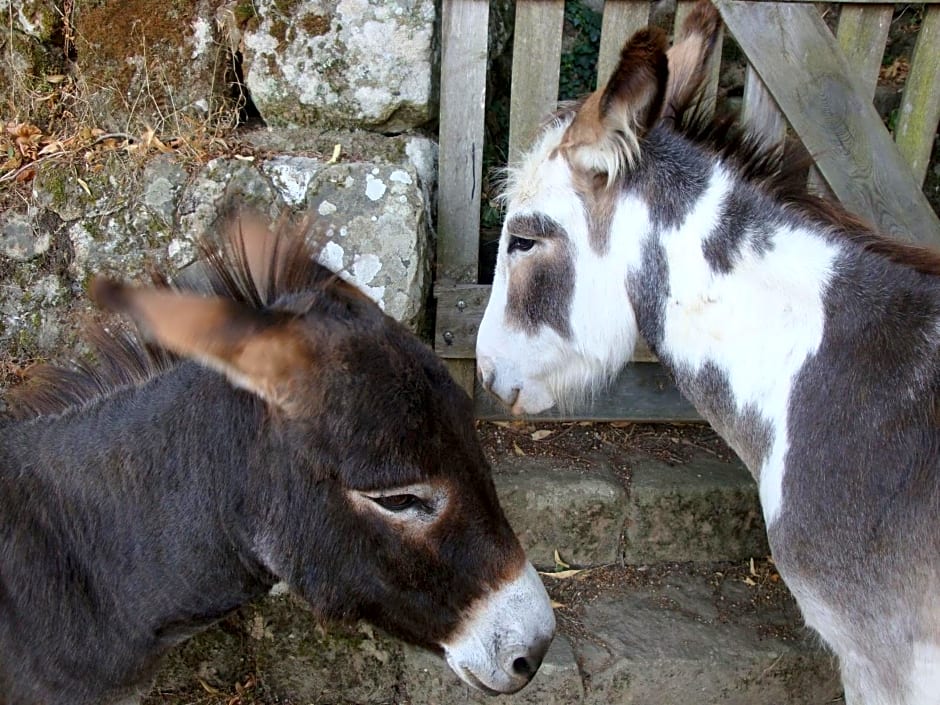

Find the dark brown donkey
[[0, 216, 554, 705]]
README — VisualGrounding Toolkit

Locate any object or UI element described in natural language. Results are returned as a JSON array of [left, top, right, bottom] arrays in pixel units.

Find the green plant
[[559, 1, 602, 101]]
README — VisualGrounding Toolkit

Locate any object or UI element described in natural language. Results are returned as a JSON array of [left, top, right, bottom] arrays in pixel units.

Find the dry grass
[[0, 0, 250, 208]]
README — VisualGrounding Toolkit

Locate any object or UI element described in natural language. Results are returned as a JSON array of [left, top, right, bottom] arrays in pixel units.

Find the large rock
[[1, 130, 436, 376], [239, 0, 436, 131], [493, 455, 629, 570], [70, 0, 232, 133], [623, 452, 769, 563], [570, 572, 841, 705], [249, 594, 403, 703]]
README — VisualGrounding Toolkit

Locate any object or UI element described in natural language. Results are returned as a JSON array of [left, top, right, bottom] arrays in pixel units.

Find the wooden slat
[[674, 0, 725, 115], [437, 0, 488, 285], [894, 4, 940, 185], [741, 67, 787, 146], [825, 3, 892, 196], [475, 364, 701, 422], [715, 0, 940, 247], [435, 284, 491, 358], [507, 0, 565, 167], [597, 0, 651, 88], [435, 284, 656, 362], [836, 3, 892, 101], [438, 0, 490, 394]]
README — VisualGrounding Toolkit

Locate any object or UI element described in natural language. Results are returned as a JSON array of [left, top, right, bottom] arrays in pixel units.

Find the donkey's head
[[91, 216, 554, 694], [477, 1, 720, 414]]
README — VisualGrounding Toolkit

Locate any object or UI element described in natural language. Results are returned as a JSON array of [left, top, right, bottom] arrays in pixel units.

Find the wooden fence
[[435, 0, 940, 422]]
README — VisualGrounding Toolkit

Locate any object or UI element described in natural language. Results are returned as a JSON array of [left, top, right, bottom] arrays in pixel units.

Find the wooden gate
[[434, 0, 940, 422]]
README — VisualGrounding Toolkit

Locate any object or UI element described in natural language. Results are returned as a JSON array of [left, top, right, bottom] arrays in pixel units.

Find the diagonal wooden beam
[[715, 0, 940, 248]]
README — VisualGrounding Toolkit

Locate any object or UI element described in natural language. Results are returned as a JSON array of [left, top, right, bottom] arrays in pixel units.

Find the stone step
[[483, 422, 769, 568], [146, 563, 842, 705]]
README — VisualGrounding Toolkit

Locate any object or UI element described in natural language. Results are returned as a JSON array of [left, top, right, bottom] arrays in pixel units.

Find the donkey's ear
[[560, 28, 668, 179], [90, 278, 313, 410], [599, 28, 670, 135], [662, 0, 722, 122]]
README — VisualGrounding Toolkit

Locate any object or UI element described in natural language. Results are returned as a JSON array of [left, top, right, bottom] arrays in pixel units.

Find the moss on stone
[[301, 13, 331, 37]]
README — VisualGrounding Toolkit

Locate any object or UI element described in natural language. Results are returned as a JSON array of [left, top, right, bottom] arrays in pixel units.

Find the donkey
[[0, 215, 555, 705], [476, 3, 940, 703]]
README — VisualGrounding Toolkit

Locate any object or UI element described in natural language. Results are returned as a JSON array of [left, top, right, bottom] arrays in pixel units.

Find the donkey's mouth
[[454, 666, 502, 696]]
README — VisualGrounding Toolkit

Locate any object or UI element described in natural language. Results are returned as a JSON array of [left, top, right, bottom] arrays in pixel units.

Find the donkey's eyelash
[[507, 236, 537, 254], [371, 494, 423, 512]]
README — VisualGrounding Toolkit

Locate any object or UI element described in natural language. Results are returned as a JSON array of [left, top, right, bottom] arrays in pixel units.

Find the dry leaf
[[327, 142, 342, 164], [553, 549, 570, 570], [38, 141, 64, 155], [197, 678, 221, 695], [539, 569, 584, 580], [531, 429, 553, 441], [44, 74, 67, 84], [743, 576, 757, 587], [75, 177, 91, 197], [512, 442, 525, 456], [550, 599, 565, 609], [7, 122, 43, 159], [749, 557, 758, 577], [1, 153, 22, 171]]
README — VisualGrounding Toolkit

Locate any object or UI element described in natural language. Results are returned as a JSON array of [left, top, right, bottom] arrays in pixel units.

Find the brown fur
[[559, 29, 669, 179], [662, 0, 721, 123]]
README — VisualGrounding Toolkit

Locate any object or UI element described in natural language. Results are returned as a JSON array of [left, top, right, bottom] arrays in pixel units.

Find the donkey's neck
[[623, 137, 842, 521], [0, 364, 276, 703]]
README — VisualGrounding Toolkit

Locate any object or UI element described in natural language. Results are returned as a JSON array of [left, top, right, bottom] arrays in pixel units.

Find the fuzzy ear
[[662, 0, 722, 122], [560, 28, 669, 181], [89, 278, 314, 410]]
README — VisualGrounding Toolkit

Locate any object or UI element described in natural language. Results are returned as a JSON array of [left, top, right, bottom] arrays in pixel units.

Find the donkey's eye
[[507, 236, 536, 254], [371, 494, 423, 512]]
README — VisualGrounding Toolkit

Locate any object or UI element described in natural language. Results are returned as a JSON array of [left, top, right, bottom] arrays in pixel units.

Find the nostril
[[477, 357, 496, 390], [507, 386, 520, 408], [511, 656, 533, 677]]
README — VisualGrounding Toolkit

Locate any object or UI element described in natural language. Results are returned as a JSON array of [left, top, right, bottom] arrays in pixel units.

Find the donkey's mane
[[671, 102, 940, 276], [6, 217, 338, 420]]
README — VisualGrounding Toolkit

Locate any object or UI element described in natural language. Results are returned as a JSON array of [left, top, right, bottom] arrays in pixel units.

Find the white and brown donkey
[[477, 3, 940, 703]]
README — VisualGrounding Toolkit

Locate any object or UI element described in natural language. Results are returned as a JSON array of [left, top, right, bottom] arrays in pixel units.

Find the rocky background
[[1, 0, 440, 388]]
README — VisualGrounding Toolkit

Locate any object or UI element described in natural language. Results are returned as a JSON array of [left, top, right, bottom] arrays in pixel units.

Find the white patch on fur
[[567, 130, 640, 188], [478, 128, 643, 414], [907, 642, 940, 703], [659, 166, 840, 525], [443, 562, 555, 694]]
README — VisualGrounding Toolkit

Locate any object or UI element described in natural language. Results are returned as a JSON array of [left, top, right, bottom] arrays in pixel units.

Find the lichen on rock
[[240, 0, 435, 132]]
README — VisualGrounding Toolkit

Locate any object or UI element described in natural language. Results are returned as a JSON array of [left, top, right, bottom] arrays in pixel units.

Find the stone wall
[[1, 0, 439, 383]]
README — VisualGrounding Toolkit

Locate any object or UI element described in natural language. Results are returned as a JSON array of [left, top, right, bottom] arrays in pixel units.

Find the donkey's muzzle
[[443, 562, 556, 694]]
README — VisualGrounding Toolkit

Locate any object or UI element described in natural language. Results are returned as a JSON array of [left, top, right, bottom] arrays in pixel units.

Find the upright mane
[[671, 100, 940, 276], [6, 215, 340, 420]]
